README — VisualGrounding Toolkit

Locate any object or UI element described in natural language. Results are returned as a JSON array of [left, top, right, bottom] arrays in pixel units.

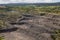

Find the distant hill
[[0, 2, 60, 6]]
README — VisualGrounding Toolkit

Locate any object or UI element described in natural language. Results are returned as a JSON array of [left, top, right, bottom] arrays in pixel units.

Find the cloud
[[43, 0, 52, 2], [0, 0, 58, 4]]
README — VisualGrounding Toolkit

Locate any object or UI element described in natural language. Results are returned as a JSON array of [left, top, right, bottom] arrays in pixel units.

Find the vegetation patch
[[0, 36, 4, 40], [51, 30, 60, 40]]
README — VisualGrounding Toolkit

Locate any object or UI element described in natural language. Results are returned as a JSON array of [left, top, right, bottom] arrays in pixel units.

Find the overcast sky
[[0, 0, 60, 4]]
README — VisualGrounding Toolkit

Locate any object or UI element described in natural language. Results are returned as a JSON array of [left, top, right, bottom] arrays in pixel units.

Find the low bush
[[51, 30, 60, 40]]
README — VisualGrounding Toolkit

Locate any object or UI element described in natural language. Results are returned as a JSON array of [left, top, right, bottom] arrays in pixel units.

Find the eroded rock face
[[0, 14, 60, 40]]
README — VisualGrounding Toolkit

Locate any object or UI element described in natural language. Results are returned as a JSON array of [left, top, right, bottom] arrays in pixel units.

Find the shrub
[[0, 36, 4, 40], [40, 13, 46, 16], [51, 30, 60, 40], [0, 20, 7, 29]]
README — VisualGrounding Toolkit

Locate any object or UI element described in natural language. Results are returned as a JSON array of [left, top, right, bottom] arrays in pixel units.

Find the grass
[[0, 6, 60, 15], [9, 6, 60, 14]]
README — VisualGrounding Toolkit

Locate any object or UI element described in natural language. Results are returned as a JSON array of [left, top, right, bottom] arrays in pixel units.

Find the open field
[[0, 5, 60, 40]]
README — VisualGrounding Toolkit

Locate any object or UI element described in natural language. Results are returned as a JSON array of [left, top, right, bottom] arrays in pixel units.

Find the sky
[[0, 0, 60, 4]]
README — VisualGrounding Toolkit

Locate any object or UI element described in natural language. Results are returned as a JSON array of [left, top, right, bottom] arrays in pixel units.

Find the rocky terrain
[[0, 14, 60, 40]]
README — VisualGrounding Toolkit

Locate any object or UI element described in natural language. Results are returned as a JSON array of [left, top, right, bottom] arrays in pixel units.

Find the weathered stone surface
[[0, 14, 60, 40]]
